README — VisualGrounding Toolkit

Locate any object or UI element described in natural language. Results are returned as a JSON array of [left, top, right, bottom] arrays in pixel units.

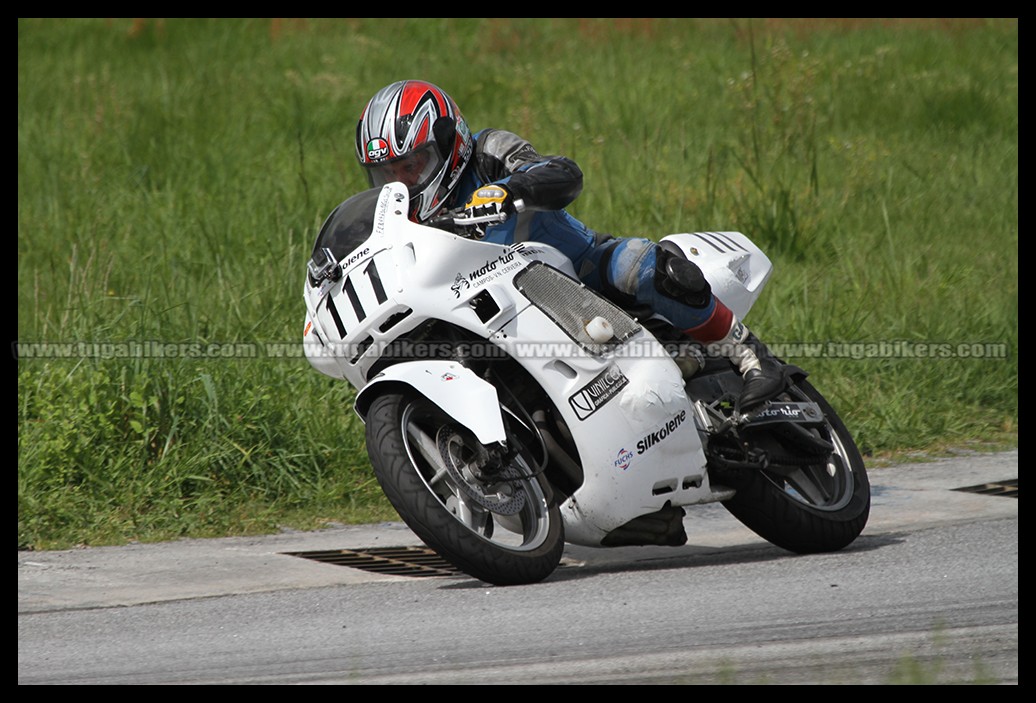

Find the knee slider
[[654, 248, 712, 308]]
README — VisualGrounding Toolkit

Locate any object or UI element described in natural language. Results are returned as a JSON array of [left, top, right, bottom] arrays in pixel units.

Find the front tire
[[713, 379, 870, 554], [365, 391, 564, 585]]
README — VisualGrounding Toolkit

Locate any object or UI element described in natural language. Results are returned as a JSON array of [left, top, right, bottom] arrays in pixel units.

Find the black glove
[[458, 185, 517, 239]]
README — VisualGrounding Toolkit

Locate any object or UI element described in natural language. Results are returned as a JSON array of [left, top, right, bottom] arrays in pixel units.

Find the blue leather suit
[[444, 129, 731, 342]]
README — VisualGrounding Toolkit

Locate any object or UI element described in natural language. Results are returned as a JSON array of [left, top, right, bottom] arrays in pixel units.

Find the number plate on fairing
[[320, 252, 392, 339]]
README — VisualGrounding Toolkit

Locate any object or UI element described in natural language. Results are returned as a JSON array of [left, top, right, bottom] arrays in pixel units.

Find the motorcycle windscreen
[[307, 188, 382, 286]]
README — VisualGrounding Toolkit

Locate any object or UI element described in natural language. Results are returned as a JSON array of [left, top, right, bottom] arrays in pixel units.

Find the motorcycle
[[302, 182, 870, 585]]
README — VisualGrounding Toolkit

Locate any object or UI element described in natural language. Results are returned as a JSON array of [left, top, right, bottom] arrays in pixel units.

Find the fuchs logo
[[613, 447, 634, 471], [636, 410, 688, 454], [568, 366, 629, 420], [366, 138, 389, 161]]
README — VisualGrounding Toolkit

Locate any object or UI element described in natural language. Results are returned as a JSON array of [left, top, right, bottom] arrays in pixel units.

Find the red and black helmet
[[355, 80, 473, 222]]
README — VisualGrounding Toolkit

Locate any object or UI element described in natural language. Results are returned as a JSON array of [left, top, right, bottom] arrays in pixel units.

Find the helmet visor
[[363, 142, 444, 194]]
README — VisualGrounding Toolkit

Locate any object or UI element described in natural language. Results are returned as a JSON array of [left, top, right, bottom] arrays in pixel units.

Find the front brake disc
[[437, 426, 526, 515]]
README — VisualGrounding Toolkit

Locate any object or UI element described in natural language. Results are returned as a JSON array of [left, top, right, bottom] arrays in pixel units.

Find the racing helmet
[[355, 80, 473, 222]]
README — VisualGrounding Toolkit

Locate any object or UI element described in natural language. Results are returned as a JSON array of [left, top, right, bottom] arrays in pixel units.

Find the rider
[[355, 79, 785, 411]]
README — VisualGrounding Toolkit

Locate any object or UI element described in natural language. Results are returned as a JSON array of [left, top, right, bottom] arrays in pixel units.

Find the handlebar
[[427, 198, 525, 235], [427, 209, 511, 235]]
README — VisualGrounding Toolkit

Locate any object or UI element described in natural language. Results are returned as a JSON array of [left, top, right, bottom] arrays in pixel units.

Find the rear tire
[[365, 391, 564, 585], [714, 379, 870, 554]]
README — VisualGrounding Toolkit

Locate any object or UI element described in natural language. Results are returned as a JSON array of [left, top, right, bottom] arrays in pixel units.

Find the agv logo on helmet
[[366, 138, 389, 161]]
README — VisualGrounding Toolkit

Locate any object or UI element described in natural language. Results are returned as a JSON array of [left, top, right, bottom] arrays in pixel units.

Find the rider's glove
[[458, 185, 519, 239]]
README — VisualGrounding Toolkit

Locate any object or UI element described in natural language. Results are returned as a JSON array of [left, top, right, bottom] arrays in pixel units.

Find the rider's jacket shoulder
[[467, 128, 583, 212], [472, 128, 547, 181]]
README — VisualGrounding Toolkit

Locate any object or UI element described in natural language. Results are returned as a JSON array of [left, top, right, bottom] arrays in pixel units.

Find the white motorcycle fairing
[[302, 185, 753, 546]]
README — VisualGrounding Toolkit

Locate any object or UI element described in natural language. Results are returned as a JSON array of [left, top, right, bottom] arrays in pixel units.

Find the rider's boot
[[652, 246, 786, 411], [708, 315, 787, 413]]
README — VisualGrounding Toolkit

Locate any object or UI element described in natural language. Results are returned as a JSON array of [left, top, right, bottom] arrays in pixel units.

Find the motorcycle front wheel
[[364, 391, 564, 585], [713, 378, 871, 554]]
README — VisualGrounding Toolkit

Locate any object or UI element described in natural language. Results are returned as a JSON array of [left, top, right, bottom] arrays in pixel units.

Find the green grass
[[17, 18, 1017, 550]]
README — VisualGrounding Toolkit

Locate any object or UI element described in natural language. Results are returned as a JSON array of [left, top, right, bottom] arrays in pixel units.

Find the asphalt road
[[18, 449, 1018, 684]]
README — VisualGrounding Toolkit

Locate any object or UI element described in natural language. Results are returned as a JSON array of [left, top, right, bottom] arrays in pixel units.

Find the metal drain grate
[[953, 479, 1018, 498], [284, 546, 465, 578]]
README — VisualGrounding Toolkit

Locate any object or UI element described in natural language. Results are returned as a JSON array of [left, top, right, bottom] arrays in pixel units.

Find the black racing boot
[[650, 247, 786, 409], [709, 318, 787, 413]]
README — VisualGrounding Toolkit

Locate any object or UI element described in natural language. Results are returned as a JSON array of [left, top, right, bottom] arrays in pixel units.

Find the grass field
[[17, 18, 1017, 549]]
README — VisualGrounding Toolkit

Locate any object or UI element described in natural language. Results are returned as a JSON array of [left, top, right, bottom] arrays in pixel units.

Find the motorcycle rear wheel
[[714, 378, 871, 554], [365, 391, 564, 585]]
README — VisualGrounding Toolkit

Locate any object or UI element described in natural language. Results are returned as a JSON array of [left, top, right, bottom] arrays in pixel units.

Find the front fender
[[353, 360, 507, 444]]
